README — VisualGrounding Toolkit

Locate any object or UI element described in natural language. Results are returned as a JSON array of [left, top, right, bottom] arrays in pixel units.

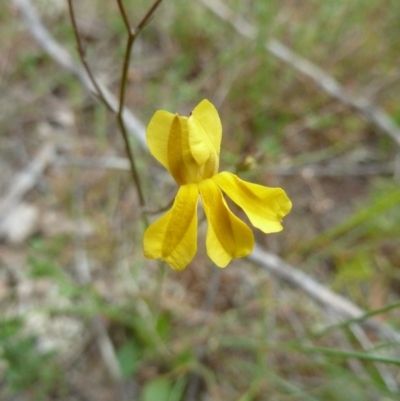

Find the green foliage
[[140, 376, 187, 401], [117, 339, 141, 379], [0, 318, 62, 396], [28, 237, 82, 299], [141, 377, 171, 401]]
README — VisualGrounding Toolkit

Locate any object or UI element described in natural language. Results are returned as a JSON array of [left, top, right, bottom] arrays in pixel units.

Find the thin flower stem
[[115, 0, 131, 32], [115, 0, 163, 226], [136, 0, 164, 32], [116, 0, 164, 117], [116, 0, 163, 34], [143, 197, 175, 215], [117, 0, 166, 313], [152, 261, 167, 313], [116, 34, 146, 207]]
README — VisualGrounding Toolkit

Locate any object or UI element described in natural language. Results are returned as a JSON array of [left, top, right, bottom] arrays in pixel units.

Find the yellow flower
[[143, 99, 292, 270]]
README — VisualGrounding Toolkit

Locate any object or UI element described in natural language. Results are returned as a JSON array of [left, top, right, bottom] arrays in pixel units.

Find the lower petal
[[213, 172, 292, 233], [198, 179, 254, 268], [143, 184, 199, 271]]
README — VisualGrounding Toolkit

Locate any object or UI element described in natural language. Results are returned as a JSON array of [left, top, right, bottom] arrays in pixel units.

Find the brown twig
[[116, 0, 131, 32], [115, 0, 163, 216]]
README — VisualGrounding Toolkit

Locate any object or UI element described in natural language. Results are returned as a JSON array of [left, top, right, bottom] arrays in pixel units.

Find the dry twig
[[114, 0, 163, 213], [56, 155, 396, 177]]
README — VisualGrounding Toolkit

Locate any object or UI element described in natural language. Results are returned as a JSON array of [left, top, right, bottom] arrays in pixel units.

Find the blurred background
[[1, 0, 400, 400]]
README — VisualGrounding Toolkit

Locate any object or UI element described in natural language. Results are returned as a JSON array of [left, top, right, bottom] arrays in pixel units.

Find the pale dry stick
[[56, 155, 396, 177], [14, 0, 400, 345], [12, 0, 147, 148], [57, 156, 131, 171], [0, 143, 56, 223], [198, 0, 400, 148], [248, 245, 400, 342]]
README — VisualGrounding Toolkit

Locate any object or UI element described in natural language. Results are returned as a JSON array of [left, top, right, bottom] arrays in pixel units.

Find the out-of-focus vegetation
[[1, 0, 400, 400]]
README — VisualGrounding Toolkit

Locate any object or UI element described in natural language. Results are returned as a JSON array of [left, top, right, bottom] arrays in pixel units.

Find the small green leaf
[[155, 312, 172, 340], [117, 340, 141, 379], [167, 376, 187, 401], [141, 377, 172, 401]]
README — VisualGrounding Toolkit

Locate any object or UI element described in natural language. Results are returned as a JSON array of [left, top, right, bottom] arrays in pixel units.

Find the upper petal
[[143, 184, 199, 270], [213, 172, 292, 233], [147, 110, 199, 184], [188, 100, 222, 178], [198, 179, 254, 268]]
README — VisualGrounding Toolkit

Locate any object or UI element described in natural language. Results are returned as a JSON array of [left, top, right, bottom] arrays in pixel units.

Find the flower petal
[[143, 184, 199, 270], [168, 116, 200, 184], [213, 172, 292, 233], [146, 109, 175, 172], [188, 99, 222, 178], [198, 179, 254, 268], [147, 111, 199, 184]]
